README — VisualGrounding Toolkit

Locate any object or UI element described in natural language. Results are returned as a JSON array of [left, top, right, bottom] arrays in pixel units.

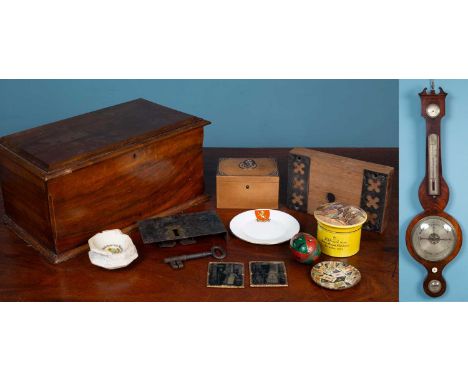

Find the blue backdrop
[[399, 79, 468, 301], [0, 80, 398, 147]]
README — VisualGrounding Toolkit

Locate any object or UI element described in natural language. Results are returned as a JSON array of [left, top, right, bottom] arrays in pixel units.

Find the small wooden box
[[286, 148, 394, 233], [0, 99, 210, 263], [216, 158, 279, 209]]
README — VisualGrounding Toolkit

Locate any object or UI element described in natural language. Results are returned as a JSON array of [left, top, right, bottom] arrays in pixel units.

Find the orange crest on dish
[[255, 209, 270, 222]]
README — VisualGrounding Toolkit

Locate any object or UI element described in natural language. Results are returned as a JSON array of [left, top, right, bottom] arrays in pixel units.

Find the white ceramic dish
[[229, 210, 300, 245], [88, 229, 138, 270]]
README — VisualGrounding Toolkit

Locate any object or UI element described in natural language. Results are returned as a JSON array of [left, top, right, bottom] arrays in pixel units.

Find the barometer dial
[[411, 216, 456, 262]]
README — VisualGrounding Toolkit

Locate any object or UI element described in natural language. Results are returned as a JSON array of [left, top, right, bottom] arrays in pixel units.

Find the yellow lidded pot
[[313, 202, 367, 257]]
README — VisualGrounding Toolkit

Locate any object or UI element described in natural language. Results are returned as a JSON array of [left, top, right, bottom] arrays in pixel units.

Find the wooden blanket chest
[[0, 98, 210, 263]]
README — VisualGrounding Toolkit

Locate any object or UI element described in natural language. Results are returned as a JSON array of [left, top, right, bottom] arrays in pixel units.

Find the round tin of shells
[[311, 261, 361, 290], [313, 202, 367, 257], [88, 229, 138, 270]]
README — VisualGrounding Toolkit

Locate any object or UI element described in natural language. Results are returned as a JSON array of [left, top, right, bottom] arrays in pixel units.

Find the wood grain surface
[[0, 148, 398, 301], [418, 88, 449, 211], [289, 148, 394, 232], [216, 157, 279, 209], [406, 88, 461, 297], [0, 122, 207, 263], [0, 98, 208, 173], [48, 127, 206, 255]]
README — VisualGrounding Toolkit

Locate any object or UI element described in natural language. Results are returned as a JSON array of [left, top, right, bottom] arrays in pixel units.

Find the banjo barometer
[[406, 81, 462, 298]]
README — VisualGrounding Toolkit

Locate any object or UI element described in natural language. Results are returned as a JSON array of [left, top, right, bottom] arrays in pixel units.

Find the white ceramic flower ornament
[[88, 229, 138, 269]]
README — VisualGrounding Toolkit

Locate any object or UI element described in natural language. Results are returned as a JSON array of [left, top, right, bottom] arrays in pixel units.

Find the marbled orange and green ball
[[289, 232, 321, 264]]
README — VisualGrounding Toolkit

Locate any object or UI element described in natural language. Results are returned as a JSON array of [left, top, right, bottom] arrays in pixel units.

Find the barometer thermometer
[[406, 82, 462, 298]]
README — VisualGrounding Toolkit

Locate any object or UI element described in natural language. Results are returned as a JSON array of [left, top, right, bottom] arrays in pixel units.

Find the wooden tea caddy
[[216, 158, 279, 209], [0, 99, 211, 263]]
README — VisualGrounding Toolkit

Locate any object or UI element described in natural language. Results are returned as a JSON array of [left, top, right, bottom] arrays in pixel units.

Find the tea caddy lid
[[217, 158, 279, 177]]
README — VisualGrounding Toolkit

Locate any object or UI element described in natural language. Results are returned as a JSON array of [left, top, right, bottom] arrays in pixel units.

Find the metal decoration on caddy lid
[[289, 232, 321, 264], [313, 202, 367, 257]]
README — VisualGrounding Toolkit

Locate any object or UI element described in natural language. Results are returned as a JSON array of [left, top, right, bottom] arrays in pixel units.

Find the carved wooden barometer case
[[406, 82, 462, 297]]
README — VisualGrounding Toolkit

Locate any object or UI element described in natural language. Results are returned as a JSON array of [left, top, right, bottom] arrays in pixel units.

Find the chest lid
[[0, 98, 210, 175], [217, 158, 279, 181]]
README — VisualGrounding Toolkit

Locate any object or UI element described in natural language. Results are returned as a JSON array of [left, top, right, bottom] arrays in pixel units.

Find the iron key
[[164, 246, 227, 269]]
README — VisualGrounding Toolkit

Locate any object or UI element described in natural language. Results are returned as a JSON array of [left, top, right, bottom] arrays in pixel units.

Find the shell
[[88, 229, 138, 269]]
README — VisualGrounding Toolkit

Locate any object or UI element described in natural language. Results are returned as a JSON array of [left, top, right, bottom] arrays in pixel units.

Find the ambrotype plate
[[207, 262, 244, 288], [249, 261, 288, 287]]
